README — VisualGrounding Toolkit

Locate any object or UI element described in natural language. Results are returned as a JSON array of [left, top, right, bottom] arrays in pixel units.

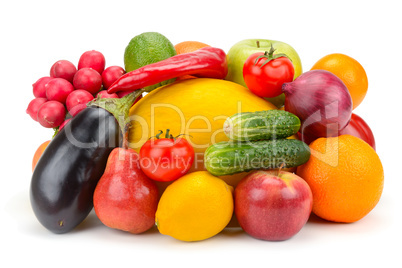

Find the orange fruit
[[174, 41, 210, 54], [174, 41, 210, 80], [310, 53, 368, 110], [32, 140, 51, 172], [296, 135, 384, 223]]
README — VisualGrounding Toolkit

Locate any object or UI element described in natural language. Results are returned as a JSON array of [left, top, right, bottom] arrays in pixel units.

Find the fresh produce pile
[[27, 32, 384, 242]]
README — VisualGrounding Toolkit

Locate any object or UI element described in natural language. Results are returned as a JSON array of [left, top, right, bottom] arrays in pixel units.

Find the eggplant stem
[[88, 89, 144, 140], [122, 123, 131, 149]]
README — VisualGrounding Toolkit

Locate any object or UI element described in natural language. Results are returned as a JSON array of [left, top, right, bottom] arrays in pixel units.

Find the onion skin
[[282, 70, 352, 138]]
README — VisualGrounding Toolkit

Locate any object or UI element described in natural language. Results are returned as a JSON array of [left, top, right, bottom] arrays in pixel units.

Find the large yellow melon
[[128, 78, 276, 184]]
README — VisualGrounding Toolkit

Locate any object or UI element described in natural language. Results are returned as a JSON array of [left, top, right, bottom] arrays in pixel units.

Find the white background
[[1, 0, 401, 267]]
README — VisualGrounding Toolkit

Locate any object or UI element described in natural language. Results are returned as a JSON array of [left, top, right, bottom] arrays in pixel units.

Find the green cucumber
[[223, 110, 300, 141], [204, 139, 310, 176]]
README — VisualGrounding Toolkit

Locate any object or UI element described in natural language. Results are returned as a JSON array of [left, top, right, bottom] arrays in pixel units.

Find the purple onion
[[282, 70, 352, 138]]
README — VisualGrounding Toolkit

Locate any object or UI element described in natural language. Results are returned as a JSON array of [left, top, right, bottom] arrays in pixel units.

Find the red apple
[[93, 148, 159, 234], [235, 170, 313, 241]]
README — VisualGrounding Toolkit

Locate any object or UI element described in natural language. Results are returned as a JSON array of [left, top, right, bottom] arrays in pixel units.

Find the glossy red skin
[[140, 138, 194, 182], [45, 78, 74, 104], [73, 68, 102, 95], [66, 89, 94, 117], [50, 60, 77, 83], [340, 113, 376, 150], [78, 50, 106, 75], [102, 66, 125, 89], [26, 97, 47, 121], [37, 100, 66, 128], [96, 90, 119, 99], [93, 148, 159, 234], [107, 47, 227, 93], [235, 170, 313, 241], [243, 52, 294, 98], [299, 113, 376, 150], [33, 76, 53, 98]]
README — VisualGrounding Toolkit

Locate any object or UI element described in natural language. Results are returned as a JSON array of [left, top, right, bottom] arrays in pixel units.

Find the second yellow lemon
[[155, 171, 234, 242]]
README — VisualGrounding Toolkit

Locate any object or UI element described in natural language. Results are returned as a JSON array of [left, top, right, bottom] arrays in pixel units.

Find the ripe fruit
[[32, 140, 51, 172], [235, 170, 312, 241], [66, 89, 94, 117], [243, 48, 295, 98], [128, 78, 277, 174], [310, 53, 368, 110], [33, 77, 53, 98], [297, 135, 384, 223], [101, 66, 125, 89], [78, 50, 106, 75], [94, 148, 159, 234], [225, 39, 302, 108], [45, 78, 75, 104], [37, 100, 66, 128], [174, 41, 210, 54], [26, 98, 47, 121], [124, 32, 177, 91], [226, 39, 302, 84], [155, 171, 233, 241], [73, 68, 102, 95], [50, 60, 77, 83], [140, 131, 195, 182]]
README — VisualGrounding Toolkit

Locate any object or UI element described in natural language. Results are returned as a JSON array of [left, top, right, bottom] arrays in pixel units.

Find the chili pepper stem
[[88, 89, 144, 139]]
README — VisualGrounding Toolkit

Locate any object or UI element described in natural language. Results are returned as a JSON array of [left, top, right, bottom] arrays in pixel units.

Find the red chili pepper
[[107, 47, 228, 94]]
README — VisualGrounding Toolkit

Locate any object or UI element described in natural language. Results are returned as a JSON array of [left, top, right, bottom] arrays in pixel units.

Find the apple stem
[[256, 40, 260, 48], [277, 162, 285, 176]]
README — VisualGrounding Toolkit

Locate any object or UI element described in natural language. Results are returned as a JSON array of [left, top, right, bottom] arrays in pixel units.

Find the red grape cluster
[[27, 50, 126, 129]]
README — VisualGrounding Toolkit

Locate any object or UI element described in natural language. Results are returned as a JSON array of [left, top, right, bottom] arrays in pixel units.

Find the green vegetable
[[204, 139, 310, 176], [223, 110, 300, 141]]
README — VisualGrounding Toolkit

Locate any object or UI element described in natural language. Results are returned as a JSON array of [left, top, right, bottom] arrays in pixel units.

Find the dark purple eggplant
[[30, 91, 142, 234]]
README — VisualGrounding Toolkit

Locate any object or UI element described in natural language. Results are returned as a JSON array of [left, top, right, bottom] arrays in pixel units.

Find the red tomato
[[243, 47, 294, 98], [139, 132, 195, 182], [299, 113, 376, 150]]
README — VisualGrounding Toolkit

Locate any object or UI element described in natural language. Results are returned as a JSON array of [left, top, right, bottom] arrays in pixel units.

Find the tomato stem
[[155, 130, 164, 139], [254, 44, 292, 68]]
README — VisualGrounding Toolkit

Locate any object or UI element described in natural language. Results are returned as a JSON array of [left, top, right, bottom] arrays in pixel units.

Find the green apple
[[225, 39, 303, 107]]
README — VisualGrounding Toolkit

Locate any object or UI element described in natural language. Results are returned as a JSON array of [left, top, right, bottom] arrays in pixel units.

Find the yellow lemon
[[155, 171, 234, 242], [128, 78, 277, 173]]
